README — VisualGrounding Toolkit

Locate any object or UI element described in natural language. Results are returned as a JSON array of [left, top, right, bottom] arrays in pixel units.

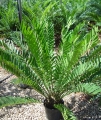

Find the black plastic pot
[[44, 105, 64, 120], [44, 99, 64, 120]]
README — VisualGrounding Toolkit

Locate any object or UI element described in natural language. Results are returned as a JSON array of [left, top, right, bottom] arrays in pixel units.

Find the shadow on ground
[[0, 75, 45, 118], [65, 94, 101, 120]]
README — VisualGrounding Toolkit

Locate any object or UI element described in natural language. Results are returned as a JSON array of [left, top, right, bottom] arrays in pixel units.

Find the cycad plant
[[22, 0, 89, 47], [73, 0, 101, 33], [0, 0, 19, 38], [0, 2, 101, 120]]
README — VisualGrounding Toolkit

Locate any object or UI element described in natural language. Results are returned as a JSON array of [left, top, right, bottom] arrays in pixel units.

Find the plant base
[[44, 106, 63, 120]]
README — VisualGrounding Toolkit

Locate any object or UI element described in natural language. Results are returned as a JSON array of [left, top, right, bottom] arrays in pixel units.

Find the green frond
[[0, 47, 51, 97], [0, 41, 55, 99], [54, 104, 77, 120], [74, 0, 101, 28], [75, 83, 101, 96], [0, 0, 19, 37], [11, 78, 48, 98], [0, 96, 39, 109], [41, 2, 56, 21], [85, 45, 101, 62], [53, 27, 100, 95], [61, 24, 98, 64]]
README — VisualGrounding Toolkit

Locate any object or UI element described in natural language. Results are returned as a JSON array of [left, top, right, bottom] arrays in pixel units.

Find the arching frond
[[54, 104, 77, 120], [75, 83, 101, 96], [0, 96, 39, 109]]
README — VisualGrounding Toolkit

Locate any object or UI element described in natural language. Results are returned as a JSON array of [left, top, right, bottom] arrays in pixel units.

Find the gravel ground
[[0, 67, 101, 120]]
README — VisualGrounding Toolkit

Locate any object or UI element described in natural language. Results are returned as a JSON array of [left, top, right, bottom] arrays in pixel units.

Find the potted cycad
[[0, 4, 101, 120]]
